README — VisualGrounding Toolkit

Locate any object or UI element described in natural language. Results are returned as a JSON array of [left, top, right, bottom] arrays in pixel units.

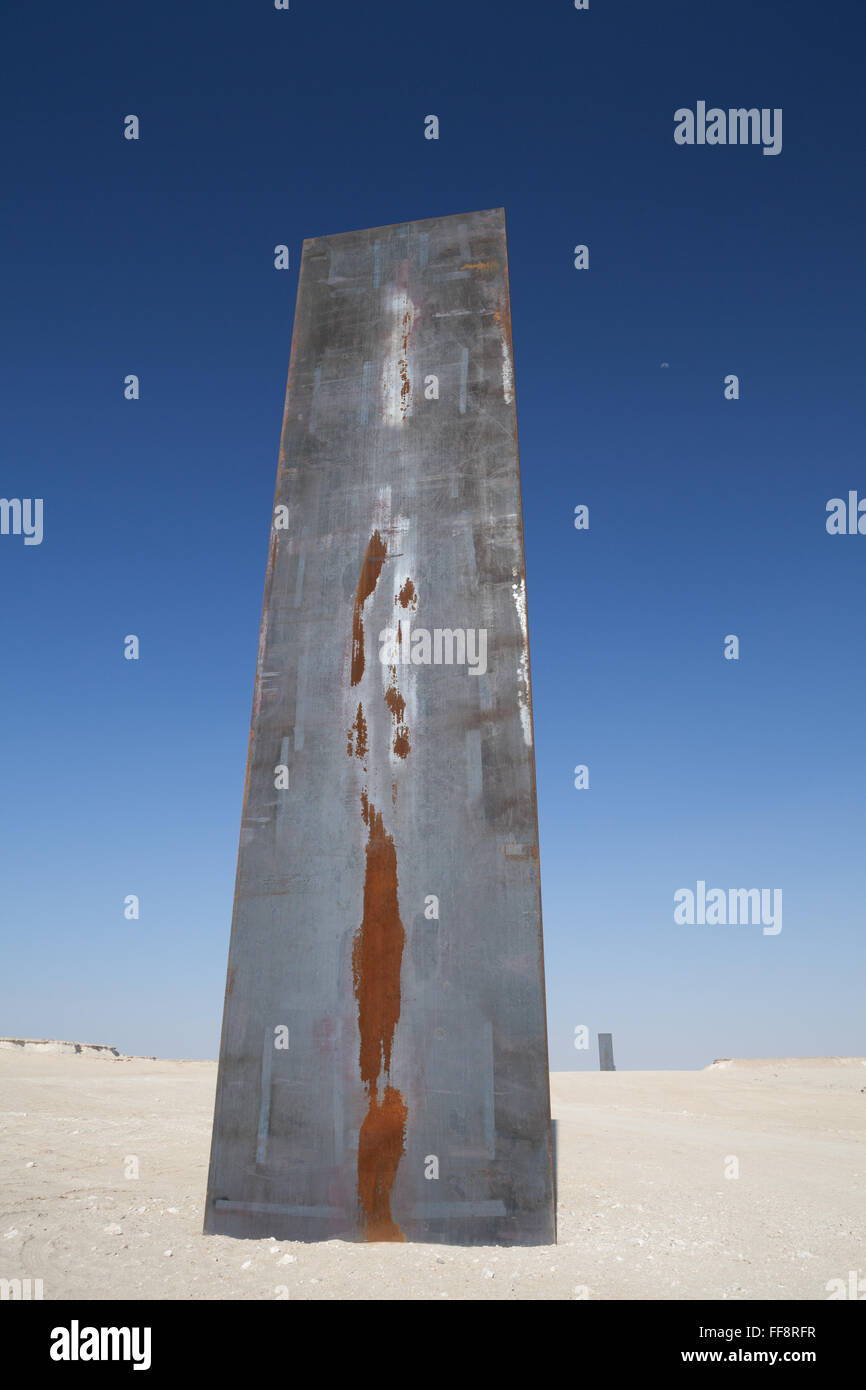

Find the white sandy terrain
[[1, 1050, 863, 1301]]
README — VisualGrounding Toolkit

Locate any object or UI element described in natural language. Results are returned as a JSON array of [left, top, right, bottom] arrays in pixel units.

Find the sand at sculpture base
[[0, 1051, 862, 1301]]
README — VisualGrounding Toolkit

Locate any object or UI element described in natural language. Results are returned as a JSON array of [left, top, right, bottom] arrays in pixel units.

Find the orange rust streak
[[353, 801, 405, 1087], [353, 800, 407, 1240], [397, 577, 416, 609], [383, 686, 405, 724], [460, 259, 497, 271], [350, 531, 388, 686], [348, 702, 368, 759], [357, 1085, 407, 1242], [384, 683, 410, 759]]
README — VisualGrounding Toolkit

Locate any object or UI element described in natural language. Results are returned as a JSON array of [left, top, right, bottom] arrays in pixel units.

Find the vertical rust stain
[[384, 685, 410, 759], [397, 577, 416, 609], [353, 802, 404, 1087], [398, 306, 413, 421], [357, 1085, 408, 1242], [383, 686, 406, 724], [350, 530, 409, 1239], [353, 799, 407, 1241], [347, 702, 368, 760], [351, 531, 388, 687], [385, 576, 413, 756]]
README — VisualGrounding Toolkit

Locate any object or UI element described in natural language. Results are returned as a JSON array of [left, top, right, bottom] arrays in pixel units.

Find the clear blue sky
[[1, 0, 863, 1067]]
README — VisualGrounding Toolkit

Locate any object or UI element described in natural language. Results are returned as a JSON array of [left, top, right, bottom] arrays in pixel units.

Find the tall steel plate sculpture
[[205, 208, 555, 1245]]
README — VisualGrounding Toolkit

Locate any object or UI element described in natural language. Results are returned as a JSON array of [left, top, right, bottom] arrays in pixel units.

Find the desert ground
[[1, 1047, 863, 1301]]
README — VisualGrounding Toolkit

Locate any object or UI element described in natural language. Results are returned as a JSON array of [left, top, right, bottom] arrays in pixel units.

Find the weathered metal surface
[[204, 208, 554, 1245]]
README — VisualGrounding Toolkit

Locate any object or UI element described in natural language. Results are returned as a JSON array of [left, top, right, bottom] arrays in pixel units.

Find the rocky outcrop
[[0, 1037, 121, 1059]]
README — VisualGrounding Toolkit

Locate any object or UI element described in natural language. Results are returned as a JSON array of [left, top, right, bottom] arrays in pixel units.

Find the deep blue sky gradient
[[1, 0, 864, 1065]]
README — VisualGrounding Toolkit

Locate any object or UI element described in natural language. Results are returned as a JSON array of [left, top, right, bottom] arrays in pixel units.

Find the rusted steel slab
[[204, 208, 555, 1245]]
